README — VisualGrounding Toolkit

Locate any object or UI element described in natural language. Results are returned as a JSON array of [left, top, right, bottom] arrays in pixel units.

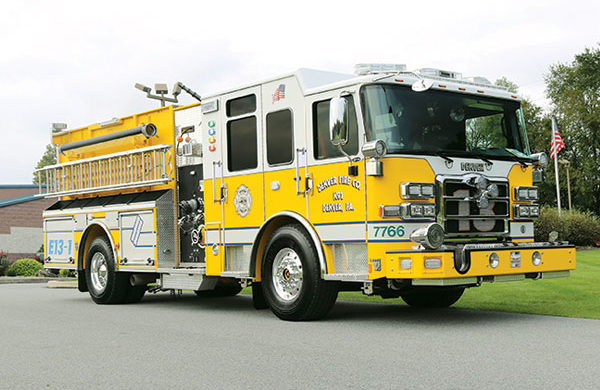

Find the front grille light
[[400, 258, 412, 269], [513, 204, 540, 219], [489, 252, 499, 268], [401, 182, 435, 199], [532, 251, 541, 266], [515, 186, 539, 201], [424, 258, 442, 269]]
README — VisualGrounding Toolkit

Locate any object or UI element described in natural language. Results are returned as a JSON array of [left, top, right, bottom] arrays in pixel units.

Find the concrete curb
[[47, 280, 78, 288], [0, 277, 76, 285]]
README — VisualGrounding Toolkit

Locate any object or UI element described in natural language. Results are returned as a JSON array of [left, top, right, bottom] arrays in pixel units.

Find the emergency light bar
[[355, 63, 406, 75], [418, 68, 462, 80]]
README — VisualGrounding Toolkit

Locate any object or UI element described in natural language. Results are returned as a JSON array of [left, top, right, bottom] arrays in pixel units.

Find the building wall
[[0, 187, 38, 201], [0, 195, 55, 260], [0, 227, 44, 253]]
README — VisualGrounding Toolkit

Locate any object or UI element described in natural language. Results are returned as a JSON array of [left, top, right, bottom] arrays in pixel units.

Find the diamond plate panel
[[332, 243, 368, 274], [156, 190, 177, 268], [225, 245, 252, 273]]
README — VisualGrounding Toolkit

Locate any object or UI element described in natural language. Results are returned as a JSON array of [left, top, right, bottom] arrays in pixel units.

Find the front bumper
[[381, 241, 575, 284]]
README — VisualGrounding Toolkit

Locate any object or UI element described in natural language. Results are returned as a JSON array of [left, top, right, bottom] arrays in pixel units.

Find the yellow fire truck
[[38, 64, 575, 320]]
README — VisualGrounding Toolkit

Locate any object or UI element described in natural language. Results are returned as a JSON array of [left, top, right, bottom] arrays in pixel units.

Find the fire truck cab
[[39, 64, 575, 320]]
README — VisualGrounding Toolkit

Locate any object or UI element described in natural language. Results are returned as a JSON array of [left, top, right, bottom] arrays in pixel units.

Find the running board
[[160, 273, 217, 291]]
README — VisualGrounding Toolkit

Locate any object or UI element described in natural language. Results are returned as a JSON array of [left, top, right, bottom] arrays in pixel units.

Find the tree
[[33, 144, 57, 184], [494, 78, 558, 208], [545, 45, 600, 216], [494, 77, 519, 94]]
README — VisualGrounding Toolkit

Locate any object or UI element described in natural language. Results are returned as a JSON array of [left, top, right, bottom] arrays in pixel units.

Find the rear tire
[[262, 224, 338, 321], [85, 236, 129, 304], [400, 287, 465, 308]]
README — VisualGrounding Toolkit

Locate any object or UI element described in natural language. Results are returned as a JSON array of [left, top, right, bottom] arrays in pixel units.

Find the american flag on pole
[[272, 84, 286, 103], [550, 117, 565, 160]]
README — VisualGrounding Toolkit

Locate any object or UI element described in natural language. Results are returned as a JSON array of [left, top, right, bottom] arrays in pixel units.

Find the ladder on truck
[[36, 144, 173, 197]]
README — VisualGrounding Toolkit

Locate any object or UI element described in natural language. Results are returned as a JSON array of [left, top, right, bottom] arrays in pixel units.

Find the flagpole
[[554, 151, 561, 217], [552, 117, 562, 217]]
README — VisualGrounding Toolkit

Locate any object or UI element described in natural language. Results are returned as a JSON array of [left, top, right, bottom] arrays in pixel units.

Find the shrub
[[59, 269, 76, 278], [6, 258, 44, 277], [535, 206, 600, 246]]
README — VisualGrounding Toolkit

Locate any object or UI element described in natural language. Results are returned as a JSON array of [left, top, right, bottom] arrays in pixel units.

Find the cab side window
[[313, 96, 358, 160], [266, 109, 294, 165], [227, 94, 257, 172]]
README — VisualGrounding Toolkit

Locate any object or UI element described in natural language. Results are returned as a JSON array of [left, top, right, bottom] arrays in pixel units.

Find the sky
[[0, 0, 598, 183]]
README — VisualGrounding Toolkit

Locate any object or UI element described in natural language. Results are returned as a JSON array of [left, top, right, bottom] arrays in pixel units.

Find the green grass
[[337, 248, 600, 319], [241, 249, 599, 319]]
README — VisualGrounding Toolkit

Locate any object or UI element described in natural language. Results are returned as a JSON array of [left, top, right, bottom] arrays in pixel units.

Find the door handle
[[212, 161, 225, 203], [295, 147, 306, 196]]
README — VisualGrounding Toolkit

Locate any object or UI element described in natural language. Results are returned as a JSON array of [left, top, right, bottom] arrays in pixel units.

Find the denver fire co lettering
[[317, 176, 361, 193]]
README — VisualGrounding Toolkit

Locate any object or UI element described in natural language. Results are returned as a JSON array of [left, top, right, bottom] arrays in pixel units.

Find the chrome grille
[[438, 176, 509, 237]]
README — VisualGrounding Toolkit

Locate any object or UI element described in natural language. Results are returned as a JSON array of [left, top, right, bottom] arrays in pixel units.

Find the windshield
[[359, 84, 531, 159]]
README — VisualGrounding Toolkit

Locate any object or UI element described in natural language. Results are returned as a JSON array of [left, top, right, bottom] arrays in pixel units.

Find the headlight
[[519, 205, 529, 217], [410, 204, 424, 217], [514, 186, 539, 201], [489, 252, 499, 268], [513, 204, 540, 219], [401, 183, 435, 199], [401, 203, 436, 219]]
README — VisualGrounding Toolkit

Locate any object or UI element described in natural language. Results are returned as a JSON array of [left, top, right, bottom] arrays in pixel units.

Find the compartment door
[[45, 217, 75, 265], [119, 209, 156, 266]]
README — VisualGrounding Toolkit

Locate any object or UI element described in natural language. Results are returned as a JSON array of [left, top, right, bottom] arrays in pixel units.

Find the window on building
[[313, 96, 358, 159], [266, 109, 293, 165]]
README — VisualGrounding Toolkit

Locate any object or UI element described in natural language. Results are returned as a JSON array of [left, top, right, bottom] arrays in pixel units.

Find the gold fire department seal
[[234, 184, 252, 217]]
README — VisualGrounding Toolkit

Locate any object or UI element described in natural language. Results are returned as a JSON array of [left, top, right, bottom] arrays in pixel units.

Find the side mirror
[[329, 97, 348, 146], [530, 152, 549, 167]]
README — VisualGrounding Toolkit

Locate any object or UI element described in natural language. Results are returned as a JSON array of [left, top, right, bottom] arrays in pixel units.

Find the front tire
[[400, 287, 465, 308], [85, 236, 131, 304], [262, 224, 338, 321]]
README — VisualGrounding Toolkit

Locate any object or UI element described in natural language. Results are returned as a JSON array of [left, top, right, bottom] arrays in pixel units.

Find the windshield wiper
[[503, 149, 531, 167], [432, 151, 454, 164], [470, 153, 494, 166]]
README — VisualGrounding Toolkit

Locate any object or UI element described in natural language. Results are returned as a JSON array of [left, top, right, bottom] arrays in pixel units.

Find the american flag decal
[[272, 84, 286, 103]]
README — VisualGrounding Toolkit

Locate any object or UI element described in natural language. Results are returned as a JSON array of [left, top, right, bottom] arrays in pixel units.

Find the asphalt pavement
[[1, 283, 599, 389]]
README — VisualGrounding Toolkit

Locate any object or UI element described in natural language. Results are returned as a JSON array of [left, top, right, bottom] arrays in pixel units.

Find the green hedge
[[534, 206, 600, 246], [6, 259, 43, 277], [59, 269, 76, 277]]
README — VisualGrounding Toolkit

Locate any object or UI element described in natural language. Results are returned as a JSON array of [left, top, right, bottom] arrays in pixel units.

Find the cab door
[[220, 87, 264, 275], [306, 93, 367, 273], [262, 78, 307, 221]]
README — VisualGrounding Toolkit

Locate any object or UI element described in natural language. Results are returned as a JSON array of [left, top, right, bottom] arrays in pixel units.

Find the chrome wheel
[[271, 248, 303, 302], [90, 252, 108, 294]]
